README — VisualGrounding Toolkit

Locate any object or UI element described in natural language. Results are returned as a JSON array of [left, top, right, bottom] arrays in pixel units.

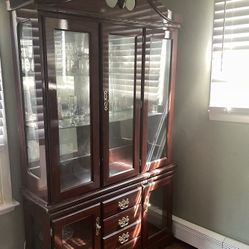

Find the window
[[209, 0, 249, 123], [0, 58, 18, 214]]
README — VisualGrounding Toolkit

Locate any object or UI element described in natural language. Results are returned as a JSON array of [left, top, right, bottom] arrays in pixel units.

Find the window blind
[[210, 0, 249, 109]]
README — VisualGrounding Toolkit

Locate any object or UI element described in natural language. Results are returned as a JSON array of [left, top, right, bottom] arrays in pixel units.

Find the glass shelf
[[59, 115, 90, 129]]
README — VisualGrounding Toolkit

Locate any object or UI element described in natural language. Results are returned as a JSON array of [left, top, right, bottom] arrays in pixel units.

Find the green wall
[[165, 0, 249, 244], [0, 0, 25, 248]]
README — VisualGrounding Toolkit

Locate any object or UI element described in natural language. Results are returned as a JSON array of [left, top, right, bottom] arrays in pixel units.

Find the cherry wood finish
[[8, 0, 180, 248], [118, 237, 141, 249], [103, 205, 142, 236], [101, 23, 142, 186], [103, 221, 141, 249], [142, 176, 174, 249], [141, 28, 179, 173], [102, 187, 142, 218], [52, 204, 101, 249], [44, 15, 100, 202]]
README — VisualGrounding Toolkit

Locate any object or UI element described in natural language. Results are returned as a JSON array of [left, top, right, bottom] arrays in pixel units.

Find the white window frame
[[0, 58, 19, 215], [209, 0, 249, 123]]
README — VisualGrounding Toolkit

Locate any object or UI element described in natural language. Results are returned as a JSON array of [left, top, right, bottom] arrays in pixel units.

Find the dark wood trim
[[22, 164, 176, 217], [43, 14, 100, 202], [9, 2, 180, 248], [101, 22, 142, 186], [52, 203, 101, 249], [166, 29, 178, 165], [141, 28, 178, 173], [142, 175, 174, 248], [23, 196, 52, 249], [11, 9, 49, 201]]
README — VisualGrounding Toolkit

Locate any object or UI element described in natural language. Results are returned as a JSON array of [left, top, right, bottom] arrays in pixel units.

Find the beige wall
[[0, 0, 25, 248], [165, 0, 249, 244]]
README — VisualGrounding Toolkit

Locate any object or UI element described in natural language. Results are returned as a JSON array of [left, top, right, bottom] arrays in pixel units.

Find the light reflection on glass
[[146, 38, 172, 163], [54, 30, 92, 191], [108, 34, 135, 177]]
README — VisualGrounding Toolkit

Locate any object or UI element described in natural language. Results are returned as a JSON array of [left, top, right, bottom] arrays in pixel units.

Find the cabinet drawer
[[103, 205, 141, 236], [103, 221, 141, 249], [102, 187, 142, 218], [118, 237, 141, 249]]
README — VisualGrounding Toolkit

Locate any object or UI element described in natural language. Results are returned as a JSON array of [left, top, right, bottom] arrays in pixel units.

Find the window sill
[[209, 107, 249, 124], [0, 200, 19, 216]]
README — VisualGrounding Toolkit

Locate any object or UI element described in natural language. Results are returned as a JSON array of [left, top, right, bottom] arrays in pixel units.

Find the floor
[[165, 239, 197, 249]]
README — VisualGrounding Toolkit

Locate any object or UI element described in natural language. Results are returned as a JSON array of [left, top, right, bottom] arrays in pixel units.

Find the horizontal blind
[[210, 0, 249, 109], [213, 0, 249, 51]]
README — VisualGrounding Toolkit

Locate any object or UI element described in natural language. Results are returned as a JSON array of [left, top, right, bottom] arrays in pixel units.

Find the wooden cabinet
[[143, 176, 173, 248], [52, 204, 101, 249], [8, 0, 180, 248]]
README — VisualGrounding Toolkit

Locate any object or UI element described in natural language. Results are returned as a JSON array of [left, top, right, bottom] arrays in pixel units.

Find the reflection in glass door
[[145, 38, 172, 163], [108, 34, 135, 177], [45, 17, 100, 200], [141, 30, 173, 172], [53, 204, 101, 249], [102, 25, 142, 185], [61, 217, 93, 249], [54, 30, 91, 191], [20, 20, 43, 177], [143, 178, 172, 247]]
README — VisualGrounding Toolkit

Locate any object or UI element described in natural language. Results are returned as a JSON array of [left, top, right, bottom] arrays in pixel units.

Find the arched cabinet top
[[7, 0, 181, 28]]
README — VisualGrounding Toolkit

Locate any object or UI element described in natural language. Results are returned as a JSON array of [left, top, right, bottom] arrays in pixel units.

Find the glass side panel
[[19, 20, 46, 179], [54, 30, 92, 191], [145, 38, 172, 163], [147, 186, 169, 238], [62, 217, 93, 249], [108, 34, 135, 177]]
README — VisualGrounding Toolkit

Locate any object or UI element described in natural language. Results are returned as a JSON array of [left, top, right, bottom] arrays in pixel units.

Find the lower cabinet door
[[52, 204, 101, 249], [142, 176, 173, 248]]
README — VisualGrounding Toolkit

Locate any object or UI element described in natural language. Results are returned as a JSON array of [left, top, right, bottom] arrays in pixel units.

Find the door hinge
[[50, 228, 53, 237]]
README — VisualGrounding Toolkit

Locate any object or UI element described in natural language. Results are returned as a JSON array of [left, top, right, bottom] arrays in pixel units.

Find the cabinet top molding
[[6, 0, 181, 28]]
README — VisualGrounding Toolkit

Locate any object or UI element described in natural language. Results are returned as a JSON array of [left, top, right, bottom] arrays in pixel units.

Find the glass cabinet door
[[53, 204, 101, 249], [142, 29, 176, 172], [45, 17, 100, 200], [142, 177, 173, 248], [102, 24, 142, 185], [18, 18, 48, 200]]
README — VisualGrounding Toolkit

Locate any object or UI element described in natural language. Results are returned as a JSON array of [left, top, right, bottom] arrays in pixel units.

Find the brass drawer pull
[[118, 198, 129, 210], [118, 232, 130, 245], [96, 217, 101, 236], [118, 216, 129, 228]]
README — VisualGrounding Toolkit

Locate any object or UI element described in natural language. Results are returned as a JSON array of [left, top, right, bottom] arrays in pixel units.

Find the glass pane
[[108, 34, 135, 177], [54, 30, 91, 191], [62, 217, 93, 249], [147, 186, 169, 238], [146, 38, 172, 162], [20, 20, 46, 179]]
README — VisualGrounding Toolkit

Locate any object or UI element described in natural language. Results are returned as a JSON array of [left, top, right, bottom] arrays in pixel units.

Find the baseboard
[[172, 216, 249, 249]]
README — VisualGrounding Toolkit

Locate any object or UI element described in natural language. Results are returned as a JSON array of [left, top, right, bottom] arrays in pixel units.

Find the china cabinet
[[7, 0, 180, 248]]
